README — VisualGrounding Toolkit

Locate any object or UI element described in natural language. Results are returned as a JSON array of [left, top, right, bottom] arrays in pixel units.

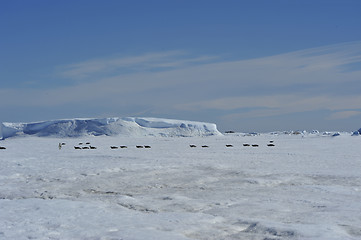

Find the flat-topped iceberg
[[0, 117, 222, 139]]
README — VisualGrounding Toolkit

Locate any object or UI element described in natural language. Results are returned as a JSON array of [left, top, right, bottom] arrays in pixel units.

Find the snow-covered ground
[[1, 130, 361, 239]]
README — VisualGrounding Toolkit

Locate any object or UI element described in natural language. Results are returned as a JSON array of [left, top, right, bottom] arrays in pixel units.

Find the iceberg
[[0, 117, 222, 139]]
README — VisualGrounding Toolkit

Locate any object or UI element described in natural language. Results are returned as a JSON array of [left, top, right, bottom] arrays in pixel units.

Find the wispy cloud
[[328, 111, 361, 120], [176, 94, 361, 118], [59, 51, 218, 80], [2, 41, 361, 130]]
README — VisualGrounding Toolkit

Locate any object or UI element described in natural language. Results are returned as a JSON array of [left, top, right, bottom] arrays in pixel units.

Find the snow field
[[1, 134, 361, 239]]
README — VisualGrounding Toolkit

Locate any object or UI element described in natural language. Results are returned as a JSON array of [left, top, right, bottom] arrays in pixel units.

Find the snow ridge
[[0, 117, 222, 139]]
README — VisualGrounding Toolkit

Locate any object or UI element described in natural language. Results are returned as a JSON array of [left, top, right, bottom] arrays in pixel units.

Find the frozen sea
[[1, 133, 361, 239]]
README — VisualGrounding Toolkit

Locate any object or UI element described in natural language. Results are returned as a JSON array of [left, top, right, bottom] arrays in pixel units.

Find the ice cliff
[[0, 117, 222, 139]]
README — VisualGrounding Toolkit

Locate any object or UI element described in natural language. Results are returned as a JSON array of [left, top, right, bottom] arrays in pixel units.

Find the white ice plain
[[1, 118, 361, 239]]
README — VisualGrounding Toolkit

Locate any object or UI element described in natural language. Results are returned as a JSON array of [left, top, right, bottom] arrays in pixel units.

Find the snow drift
[[0, 117, 222, 139]]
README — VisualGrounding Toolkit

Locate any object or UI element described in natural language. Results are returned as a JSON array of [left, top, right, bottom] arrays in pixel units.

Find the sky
[[1, 0, 361, 132]]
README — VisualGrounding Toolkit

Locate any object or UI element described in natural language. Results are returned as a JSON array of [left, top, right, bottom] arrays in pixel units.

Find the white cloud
[[1, 41, 361, 128], [328, 111, 361, 120], [175, 94, 361, 118], [59, 51, 218, 80]]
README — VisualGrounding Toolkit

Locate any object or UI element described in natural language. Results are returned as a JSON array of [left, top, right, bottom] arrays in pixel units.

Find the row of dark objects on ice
[[71, 142, 152, 150], [1, 141, 275, 151], [68, 141, 275, 150], [110, 145, 151, 149], [190, 140, 275, 148]]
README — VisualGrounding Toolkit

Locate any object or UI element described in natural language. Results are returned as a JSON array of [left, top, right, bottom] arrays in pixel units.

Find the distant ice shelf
[[0, 117, 222, 139]]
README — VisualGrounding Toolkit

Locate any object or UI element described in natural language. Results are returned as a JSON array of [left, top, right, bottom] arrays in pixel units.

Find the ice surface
[[1, 132, 361, 239], [0, 117, 221, 139]]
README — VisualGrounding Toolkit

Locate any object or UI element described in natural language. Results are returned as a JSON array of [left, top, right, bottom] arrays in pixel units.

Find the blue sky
[[1, 0, 361, 132]]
